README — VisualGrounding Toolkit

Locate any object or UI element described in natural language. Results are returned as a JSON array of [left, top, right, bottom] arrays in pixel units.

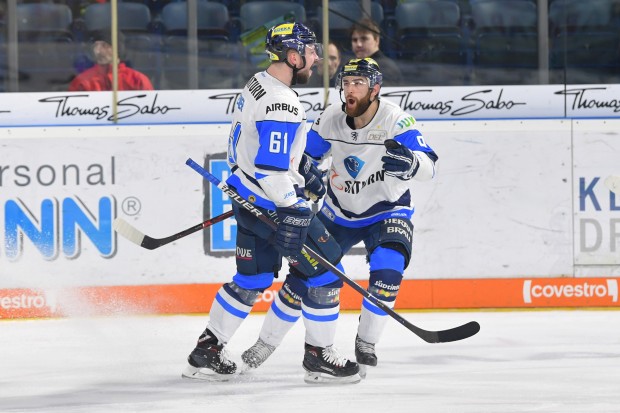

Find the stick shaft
[[186, 158, 480, 343], [114, 210, 234, 250]]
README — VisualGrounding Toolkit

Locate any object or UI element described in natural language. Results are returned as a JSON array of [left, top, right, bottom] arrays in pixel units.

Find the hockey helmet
[[335, 57, 383, 90], [265, 22, 322, 62]]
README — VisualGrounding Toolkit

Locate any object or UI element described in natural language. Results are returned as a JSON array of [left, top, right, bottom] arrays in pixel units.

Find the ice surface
[[1, 310, 619, 413]]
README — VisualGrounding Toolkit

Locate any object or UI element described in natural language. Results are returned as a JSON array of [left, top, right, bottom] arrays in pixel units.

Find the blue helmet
[[265, 22, 322, 62], [335, 57, 383, 90]]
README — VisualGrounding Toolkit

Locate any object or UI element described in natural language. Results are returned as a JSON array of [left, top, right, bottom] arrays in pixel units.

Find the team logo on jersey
[[318, 229, 331, 243], [351, 131, 358, 141], [396, 115, 415, 129], [367, 130, 387, 141], [344, 156, 364, 178]]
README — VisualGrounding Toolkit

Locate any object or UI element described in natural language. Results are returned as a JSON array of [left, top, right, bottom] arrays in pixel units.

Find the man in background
[[69, 29, 153, 91], [303, 40, 342, 88], [350, 18, 402, 86]]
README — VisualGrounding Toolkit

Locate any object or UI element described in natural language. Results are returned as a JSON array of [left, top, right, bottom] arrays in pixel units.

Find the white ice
[[1, 310, 619, 413]]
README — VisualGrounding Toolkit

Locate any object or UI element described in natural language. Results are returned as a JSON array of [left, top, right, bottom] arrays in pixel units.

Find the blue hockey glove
[[298, 153, 326, 203], [275, 202, 313, 256], [382, 139, 419, 181]]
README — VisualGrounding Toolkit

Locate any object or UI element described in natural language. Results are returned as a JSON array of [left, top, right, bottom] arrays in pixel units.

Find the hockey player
[[182, 23, 361, 384], [242, 57, 438, 377]]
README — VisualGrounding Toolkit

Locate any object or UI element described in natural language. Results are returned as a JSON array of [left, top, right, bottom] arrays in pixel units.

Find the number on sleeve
[[269, 131, 288, 154]]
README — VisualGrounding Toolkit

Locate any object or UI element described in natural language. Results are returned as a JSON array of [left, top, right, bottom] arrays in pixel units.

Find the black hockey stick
[[113, 210, 234, 250], [186, 158, 480, 344]]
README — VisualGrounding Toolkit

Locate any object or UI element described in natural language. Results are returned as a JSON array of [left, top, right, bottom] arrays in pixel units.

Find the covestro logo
[[523, 279, 618, 304]]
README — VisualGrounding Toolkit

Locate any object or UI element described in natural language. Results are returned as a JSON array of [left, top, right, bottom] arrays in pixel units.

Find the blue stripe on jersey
[[215, 292, 250, 319], [306, 128, 331, 160], [362, 297, 388, 316], [271, 300, 301, 322], [302, 309, 339, 322], [393, 129, 436, 155], [255, 120, 301, 171], [320, 202, 413, 228]]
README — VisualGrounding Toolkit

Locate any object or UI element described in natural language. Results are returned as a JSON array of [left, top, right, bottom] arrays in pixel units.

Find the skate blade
[[358, 364, 375, 379], [181, 365, 235, 382], [303, 371, 362, 385], [238, 362, 257, 375]]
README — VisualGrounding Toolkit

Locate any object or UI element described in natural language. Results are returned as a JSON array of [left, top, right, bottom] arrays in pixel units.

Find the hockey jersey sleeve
[[305, 111, 333, 161], [253, 91, 307, 207], [254, 95, 304, 172], [391, 114, 438, 182]]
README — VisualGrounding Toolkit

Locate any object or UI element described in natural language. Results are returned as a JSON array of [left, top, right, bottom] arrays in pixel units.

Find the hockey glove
[[382, 139, 419, 181], [298, 153, 326, 203], [275, 202, 313, 256]]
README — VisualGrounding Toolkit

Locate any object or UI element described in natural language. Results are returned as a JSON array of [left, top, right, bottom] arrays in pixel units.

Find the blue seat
[[17, 3, 73, 41], [161, 1, 231, 40], [239, 1, 307, 32], [394, 1, 467, 85], [549, 0, 613, 34], [470, 0, 538, 84], [84, 2, 152, 33], [15, 4, 76, 91], [549, 0, 620, 83]]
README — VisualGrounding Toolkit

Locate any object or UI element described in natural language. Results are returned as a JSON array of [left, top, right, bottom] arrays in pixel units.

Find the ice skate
[[302, 343, 361, 384], [355, 334, 377, 379], [182, 329, 237, 381], [241, 338, 277, 372]]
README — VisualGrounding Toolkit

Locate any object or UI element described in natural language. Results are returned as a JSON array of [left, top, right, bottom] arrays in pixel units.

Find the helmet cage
[[266, 23, 322, 62], [335, 57, 383, 91]]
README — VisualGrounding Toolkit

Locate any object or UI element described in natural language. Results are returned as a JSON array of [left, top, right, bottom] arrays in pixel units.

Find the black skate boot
[[302, 343, 361, 384], [241, 338, 277, 371], [182, 329, 237, 381], [355, 334, 377, 379]]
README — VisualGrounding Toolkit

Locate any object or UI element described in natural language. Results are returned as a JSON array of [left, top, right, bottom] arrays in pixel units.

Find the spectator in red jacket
[[69, 30, 154, 91]]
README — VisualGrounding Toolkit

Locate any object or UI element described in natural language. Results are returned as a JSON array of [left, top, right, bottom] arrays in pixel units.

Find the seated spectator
[[69, 29, 154, 91], [350, 18, 402, 87], [302, 41, 342, 88]]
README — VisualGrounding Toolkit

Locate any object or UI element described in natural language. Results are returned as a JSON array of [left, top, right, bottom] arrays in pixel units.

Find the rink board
[[0, 277, 618, 318], [1, 120, 619, 319]]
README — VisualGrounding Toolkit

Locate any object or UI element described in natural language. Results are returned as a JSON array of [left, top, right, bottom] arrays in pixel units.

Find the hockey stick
[[186, 158, 480, 344], [113, 210, 234, 250], [604, 175, 620, 194]]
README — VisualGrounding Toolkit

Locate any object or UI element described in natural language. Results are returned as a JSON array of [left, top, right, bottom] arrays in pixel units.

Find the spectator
[[303, 41, 342, 88], [69, 30, 154, 91], [350, 18, 402, 86]]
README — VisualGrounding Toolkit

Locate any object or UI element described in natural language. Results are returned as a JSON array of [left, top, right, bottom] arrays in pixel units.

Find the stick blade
[[604, 175, 620, 194], [435, 321, 481, 343], [113, 218, 146, 247]]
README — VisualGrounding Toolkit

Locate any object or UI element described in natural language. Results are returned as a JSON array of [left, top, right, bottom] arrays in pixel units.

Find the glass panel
[[2, 0, 619, 92]]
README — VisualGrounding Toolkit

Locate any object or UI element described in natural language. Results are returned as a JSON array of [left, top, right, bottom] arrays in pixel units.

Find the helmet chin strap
[[285, 54, 307, 86]]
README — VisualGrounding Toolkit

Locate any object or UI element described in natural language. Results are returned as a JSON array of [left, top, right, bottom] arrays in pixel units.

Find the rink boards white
[[0, 119, 619, 318]]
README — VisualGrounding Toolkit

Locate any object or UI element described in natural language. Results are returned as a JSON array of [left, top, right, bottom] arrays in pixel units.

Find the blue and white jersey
[[306, 98, 437, 227], [226, 71, 307, 210]]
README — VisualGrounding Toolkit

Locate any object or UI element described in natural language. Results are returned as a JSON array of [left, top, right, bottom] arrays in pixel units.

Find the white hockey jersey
[[306, 98, 437, 227], [226, 71, 307, 210]]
